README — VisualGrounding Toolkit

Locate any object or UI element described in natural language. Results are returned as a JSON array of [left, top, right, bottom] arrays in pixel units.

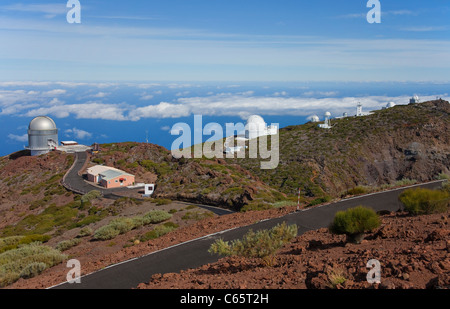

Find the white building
[[356, 102, 373, 117], [318, 112, 332, 129], [383, 102, 396, 109], [410, 95, 420, 104], [245, 115, 278, 140]]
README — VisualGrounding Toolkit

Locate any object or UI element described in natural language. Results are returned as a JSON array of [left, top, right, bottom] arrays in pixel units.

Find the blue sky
[[0, 0, 449, 81]]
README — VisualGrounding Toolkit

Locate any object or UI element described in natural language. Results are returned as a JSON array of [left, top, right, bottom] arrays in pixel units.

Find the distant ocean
[[1, 81, 448, 157]]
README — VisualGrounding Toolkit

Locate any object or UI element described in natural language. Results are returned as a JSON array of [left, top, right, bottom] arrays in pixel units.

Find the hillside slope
[[227, 100, 450, 202]]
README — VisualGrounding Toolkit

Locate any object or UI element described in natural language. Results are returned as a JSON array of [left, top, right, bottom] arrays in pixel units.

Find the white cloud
[[8, 133, 28, 143], [0, 3, 67, 15], [160, 126, 171, 131], [65, 128, 93, 140], [128, 102, 191, 121], [43, 89, 66, 96], [2, 83, 448, 122], [91, 92, 109, 98], [400, 26, 448, 32], [339, 10, 417, 19], [25, 102, 129, 121], [139, 93, 154, 101]]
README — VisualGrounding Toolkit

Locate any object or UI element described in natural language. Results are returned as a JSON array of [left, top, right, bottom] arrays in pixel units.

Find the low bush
[[77, 227, 93, 238], [0, 243, 66, 287], [93, 210, 172, 241], [329, 206, 381, 243], [399, 187, 449, 215], [346, 186, 370, 196], [327, 266, 347, 289], [19, 262, 47, 279], [0, 235, 51, 254], [307, 196, 332, 207], [153, 198, 172, 206], [139, 222, 179, 242], [55, 238, 82, 252], [209, 222, 298, 266], [81, 190, 102, 205]]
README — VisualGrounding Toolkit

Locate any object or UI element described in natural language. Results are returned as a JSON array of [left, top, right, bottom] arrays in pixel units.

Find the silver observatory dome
[[26, 116, 59, 156], [29, 116, 57, 131]]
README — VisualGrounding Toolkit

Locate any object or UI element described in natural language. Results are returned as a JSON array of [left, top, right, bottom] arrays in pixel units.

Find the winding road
[[52, 177, 446, 289], [62, 152, 235, 215]]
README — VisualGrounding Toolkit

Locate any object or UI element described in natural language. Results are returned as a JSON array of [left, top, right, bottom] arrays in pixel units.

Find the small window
[[115, 180, 118, 183]]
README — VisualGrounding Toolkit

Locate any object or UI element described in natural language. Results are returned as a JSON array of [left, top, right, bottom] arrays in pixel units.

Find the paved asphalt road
[[52, 179, 445, 289]]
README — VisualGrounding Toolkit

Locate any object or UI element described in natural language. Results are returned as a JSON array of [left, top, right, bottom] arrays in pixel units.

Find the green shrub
[[142, 210, 172, 224], [399, 188, 449, 215], [93, 210, 172, 241], [139, 222, 179, 242], [271, 201, 298, 209], [153, 198, 172, 206], [55, 238, 82, 252], [0, 243, 66, 287], [77, 227, 93, 238], [0, 235, 51, 254], [19, 262, 47, 279], [441, 182, 450, 194], [93, 225, 121, 241], [81, 190, 102, 204], [438, 173, 450, 180], [329, 206, 381, 243], [181, 211, 214, 221], [346, 186, 370, 196], [209, 222, 298, 266], [327, 266, 347, 289], [307, 196, 332, 207], [241, 202, 273, 212]]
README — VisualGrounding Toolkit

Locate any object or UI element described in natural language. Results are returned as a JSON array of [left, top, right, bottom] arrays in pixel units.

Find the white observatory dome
[[324, 112, 331, 118], [246, 115, 266, 126], [310, 115, 320, 123], [245, 115, 267, 140], [29, 116, 57, 131], [386, 102, 396, 108]]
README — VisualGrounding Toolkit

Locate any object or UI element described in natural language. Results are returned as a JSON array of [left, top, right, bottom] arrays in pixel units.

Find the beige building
[[87, 165, 135, 189]]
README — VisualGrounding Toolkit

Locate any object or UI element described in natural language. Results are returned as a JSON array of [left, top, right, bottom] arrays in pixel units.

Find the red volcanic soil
[[137, 211, 450, 290], [6, 206, 449, 289]]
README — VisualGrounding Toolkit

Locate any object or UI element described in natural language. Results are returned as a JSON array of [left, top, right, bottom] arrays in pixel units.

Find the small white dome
[[386, 102, 396, 108], [324, 112, 331, 117], [310, 115, 320, 122], [29, 116, 57, 131], [246, 115, 266, 126]]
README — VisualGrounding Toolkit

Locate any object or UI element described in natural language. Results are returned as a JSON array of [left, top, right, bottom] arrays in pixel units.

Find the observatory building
[[355, 102, 373, 117], [310, 115, 320, 123], [410, 95, 420, 104], [25, 116, 59, 156], [383, 102, 396, 109], [245, 115, 278, 140], [318, 112, 332, 129]]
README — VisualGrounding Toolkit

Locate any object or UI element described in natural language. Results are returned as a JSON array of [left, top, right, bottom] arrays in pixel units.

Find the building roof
[[29, 116, 57, 131], [99, 169, 134, 181], [87, 165, 134, 179]]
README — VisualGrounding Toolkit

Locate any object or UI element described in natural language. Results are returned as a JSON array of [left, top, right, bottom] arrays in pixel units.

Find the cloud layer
[[2, 84, 447, 123]]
